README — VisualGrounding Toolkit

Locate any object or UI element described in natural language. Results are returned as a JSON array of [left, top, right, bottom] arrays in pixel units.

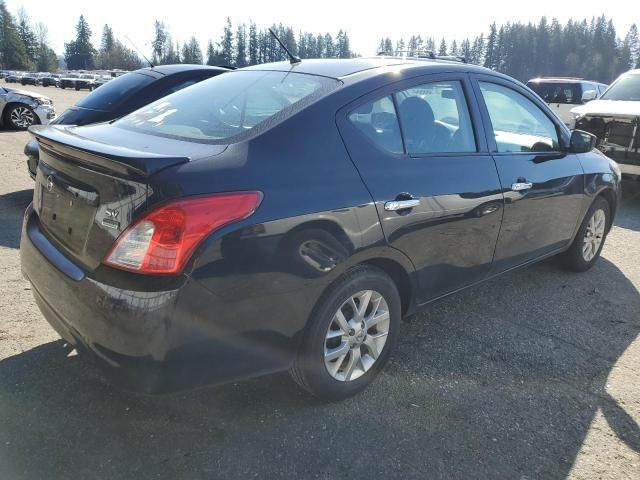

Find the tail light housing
[[103, 192, 262, 275]]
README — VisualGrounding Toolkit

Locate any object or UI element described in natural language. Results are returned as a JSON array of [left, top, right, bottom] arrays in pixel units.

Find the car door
[[338, 73, 504, 304], [471, 75, 584, 273]]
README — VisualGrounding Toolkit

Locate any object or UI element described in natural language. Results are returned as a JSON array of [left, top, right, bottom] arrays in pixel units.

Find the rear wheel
[[558, 196, 610, 272], [5, 104, 37, 130], [290, 265, 401, 400]]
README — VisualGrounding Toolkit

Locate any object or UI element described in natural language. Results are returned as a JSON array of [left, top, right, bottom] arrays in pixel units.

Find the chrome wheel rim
[[10, 106, 35, 128], [324, 290, 390, 382], [582, 209, 606, 262]]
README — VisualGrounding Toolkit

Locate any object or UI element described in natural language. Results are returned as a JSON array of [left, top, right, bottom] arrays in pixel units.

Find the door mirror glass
[[581, 89, 597, 103], [569, 129, 596, 153]]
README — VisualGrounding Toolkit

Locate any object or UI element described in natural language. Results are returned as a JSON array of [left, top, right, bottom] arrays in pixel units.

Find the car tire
[[75, 87, 80, 91], [4, 104, 38, 130], [558, 196, 610, 272], [289, 265, 401, 400]]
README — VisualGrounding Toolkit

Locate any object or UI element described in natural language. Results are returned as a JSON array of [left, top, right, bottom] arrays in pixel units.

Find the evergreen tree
[[235, 23, 247, 67], [627, 24, 639, 68], [16, 8, 37, 68], [181, 36, 202, 64], [151, 20, 168, 64], [438, 38, 447, 56], [484, 22, 497, 68], [64, 15, 96, 70], [0, 2, 30, 70], [449, 39, 458, 56], [101, 24, 114, 52], [248, 22, 258, 65], [221, 17, 234, 65], [383, 38, 393, 55]]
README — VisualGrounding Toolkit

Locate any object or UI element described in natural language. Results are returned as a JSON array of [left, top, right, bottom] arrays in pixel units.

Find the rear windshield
[[116, 70, 339, 144], [601, 73, 640, 101], [76, 72, 154, 111], [527, 82, 582, 104]]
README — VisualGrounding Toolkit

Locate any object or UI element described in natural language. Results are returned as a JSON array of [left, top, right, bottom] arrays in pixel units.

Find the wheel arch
[[360, 257, 413, 317], [596, 187, 617, 231]]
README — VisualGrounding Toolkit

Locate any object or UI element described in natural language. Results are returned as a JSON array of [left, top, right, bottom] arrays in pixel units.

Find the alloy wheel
[[582, 208, 606, 262], [10, 106, 35, 128], [324, 290, 390, 382]]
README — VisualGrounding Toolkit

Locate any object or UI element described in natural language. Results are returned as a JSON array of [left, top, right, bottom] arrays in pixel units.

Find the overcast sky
[[7, 0, 635, 58]]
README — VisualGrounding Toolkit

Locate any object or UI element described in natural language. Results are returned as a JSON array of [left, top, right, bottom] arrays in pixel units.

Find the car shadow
[[0, 189, 33, 249], [1, 256, 638, 479]]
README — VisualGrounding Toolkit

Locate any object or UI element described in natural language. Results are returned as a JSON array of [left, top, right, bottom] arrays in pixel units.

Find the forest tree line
[[378, 16, 640, 83], [1, 0, 638, 85]]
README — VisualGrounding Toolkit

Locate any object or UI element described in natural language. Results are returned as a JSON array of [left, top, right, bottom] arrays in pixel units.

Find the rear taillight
[[104, 192, 262, 275]]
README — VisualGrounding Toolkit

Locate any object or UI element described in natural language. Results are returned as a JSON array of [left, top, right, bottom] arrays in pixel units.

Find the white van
[[526, 77, 608, 127]]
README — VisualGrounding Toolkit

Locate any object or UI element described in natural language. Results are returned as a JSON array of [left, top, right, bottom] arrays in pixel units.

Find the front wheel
[[558, 196, 610, 272], [290, 265, 401, 400], [5, 104, 38, 130]]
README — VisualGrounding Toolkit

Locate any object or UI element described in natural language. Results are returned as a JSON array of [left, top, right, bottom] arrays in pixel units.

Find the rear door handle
[[384, 199, 420, 211], [511, 182, 533, 192]]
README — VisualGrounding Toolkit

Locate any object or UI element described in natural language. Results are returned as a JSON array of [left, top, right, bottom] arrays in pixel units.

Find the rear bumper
[[20, 205, 292, 392]]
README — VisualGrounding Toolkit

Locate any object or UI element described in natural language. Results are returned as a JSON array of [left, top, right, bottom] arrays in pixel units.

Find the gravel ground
[[0, 85, 639, 479]]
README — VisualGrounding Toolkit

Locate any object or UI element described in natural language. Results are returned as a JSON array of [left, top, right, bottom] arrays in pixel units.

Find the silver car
[[0, 86, 56, 130]]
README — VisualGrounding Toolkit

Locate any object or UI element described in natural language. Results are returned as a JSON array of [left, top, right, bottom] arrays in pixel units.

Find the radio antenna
[[125, 35, 155, 68]]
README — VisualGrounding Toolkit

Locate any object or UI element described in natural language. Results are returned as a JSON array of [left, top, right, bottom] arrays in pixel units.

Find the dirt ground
[[0, 84, 639, 479]]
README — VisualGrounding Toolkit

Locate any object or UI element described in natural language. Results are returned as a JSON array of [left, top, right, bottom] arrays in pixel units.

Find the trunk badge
[[46, 175, 54, 192], [102, 208, 121, 230]]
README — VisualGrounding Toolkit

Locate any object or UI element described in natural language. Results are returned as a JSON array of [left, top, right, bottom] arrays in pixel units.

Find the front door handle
[[384, 199, 420, 211], [511, 181, 533, 192]]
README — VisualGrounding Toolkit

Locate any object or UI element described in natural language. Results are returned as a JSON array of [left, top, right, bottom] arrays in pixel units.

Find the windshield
[[76, 72, 154, 111], [116, 70, 339, 143], [527, 82, 582, 104], [601, 73, 640, 101]]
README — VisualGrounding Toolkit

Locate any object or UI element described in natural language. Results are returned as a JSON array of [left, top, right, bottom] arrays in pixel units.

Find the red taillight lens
[[104, 192, 262, 275]]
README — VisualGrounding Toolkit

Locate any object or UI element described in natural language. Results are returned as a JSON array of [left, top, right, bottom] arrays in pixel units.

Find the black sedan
[[21, 58, 621, 400], [25, 64, 229, 178]]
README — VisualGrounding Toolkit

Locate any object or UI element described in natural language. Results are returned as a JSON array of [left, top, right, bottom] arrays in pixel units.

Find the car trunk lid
[[31, 125, 194, 271]]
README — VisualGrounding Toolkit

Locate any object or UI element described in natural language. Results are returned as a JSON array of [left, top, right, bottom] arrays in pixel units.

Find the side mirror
[[581, 89, 597, 103], [569, 129, 597, 153]]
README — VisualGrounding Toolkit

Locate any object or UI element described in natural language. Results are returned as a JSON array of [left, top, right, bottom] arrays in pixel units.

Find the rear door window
[[395, 81, 476, 154], [348, 96, 403, 154]]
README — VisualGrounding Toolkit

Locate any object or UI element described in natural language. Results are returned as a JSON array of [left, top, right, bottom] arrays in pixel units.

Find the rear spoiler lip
[[30, 125, 190, 177]]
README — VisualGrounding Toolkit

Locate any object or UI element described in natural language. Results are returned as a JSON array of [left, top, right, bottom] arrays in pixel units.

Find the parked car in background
[[0, 86, 55, 130], [527, 77, 607, 127], [74, 74, 98, 91], [5, 72, 24, 84], [58, 73, 80, 89], [94, 75, 112, 88], [21, 58, 620, 400], [20, 73, 39, 86], [572, 69, 640, 178], [39, 74, 60, 87], [25, 64, 229, 178]]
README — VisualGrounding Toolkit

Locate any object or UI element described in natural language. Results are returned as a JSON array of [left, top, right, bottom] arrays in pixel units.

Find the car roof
[[242, 57, 493, 81], [137, 64, 230, 78]]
